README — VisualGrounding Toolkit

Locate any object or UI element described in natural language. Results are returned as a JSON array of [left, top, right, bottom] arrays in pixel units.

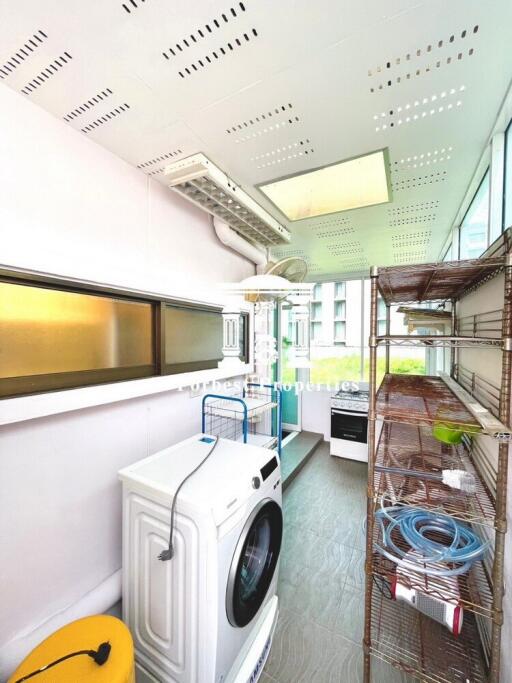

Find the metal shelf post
[[363, 267, 379, 683], [489, 255, 512, 682]]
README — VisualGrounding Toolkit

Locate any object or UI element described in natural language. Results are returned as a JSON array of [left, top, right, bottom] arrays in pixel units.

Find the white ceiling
[[1, 0, 511, 280]]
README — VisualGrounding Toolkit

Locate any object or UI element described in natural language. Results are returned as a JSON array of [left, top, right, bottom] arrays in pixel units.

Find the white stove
[[331, 388, 369, 413], [330, 384, 370, 462]]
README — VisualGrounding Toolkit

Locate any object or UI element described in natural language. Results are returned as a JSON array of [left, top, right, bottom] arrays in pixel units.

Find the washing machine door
[[226, 498, 283, 628]]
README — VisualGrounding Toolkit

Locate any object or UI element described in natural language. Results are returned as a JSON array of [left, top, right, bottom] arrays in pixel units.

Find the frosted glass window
[[164, 304, 223, 373], [0, 282, 154, 397], [459, 170, 490, 259]]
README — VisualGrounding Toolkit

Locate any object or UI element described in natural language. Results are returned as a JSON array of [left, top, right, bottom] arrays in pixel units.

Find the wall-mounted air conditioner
[[164, 153, 290, 248]]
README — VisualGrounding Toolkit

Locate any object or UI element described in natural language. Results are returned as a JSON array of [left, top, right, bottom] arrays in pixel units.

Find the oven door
[[331, 409, 368, 444]]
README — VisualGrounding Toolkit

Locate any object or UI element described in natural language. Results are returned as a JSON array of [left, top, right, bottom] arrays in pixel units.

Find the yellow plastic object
[[8, 615, 134, 683]]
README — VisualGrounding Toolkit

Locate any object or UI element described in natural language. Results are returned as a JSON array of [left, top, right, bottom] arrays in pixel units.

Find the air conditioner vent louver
[[122, 0, 149, 14], [226, 103, 300, 143], [316, 230, 352, 240], [368, 26, 478, 93], [272, 249, 307, 258], [374, 86, 465, 131], [175, 29, 258, 79], [393, 147, 453, 170], [137, 149, 182, 169], [392, 171, 447, 191], [21, 52, 73, 95], [63, 88, 113, 121], [162, 2, 246, 59], [393, 250, 427, 263], [333, 257, 369, 270], [164, 153, 290, 247], [388, 214, 436, 227], [0, 30, 47, 79], [388, 200, 439, 215], [310, 216, 352, 231], [147, 166, 165, 176], [81, 103, 130, 133], [252, 139, 315, 169], [325, 241, 363, 256], [392, 230, 432, 248]]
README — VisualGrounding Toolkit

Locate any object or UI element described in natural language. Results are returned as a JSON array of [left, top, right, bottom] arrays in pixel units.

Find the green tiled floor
[[264, 442, 414, 683]]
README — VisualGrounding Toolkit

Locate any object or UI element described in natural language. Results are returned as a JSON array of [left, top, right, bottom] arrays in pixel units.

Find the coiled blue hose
[[374, 501, 489, 577]]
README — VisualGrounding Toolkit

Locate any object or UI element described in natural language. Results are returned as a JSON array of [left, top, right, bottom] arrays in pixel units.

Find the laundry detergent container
[[8, 615, 134, 683]]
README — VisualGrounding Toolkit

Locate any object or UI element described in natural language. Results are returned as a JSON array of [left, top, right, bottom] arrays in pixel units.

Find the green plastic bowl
[[432, 422, 465, 444], [432, 420, 481, 445]]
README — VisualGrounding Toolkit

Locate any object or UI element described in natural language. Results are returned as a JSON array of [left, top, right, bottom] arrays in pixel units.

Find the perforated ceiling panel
[[0, 0, 511, 279]]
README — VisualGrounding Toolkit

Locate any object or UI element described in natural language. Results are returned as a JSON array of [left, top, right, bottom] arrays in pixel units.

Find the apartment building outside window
[[309, 279, 426, 384]]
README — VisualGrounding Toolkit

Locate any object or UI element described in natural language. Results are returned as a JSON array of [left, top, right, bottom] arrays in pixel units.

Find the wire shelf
[[205, 396, 277, 420], [370, 591, 488, 683], [376, 231, 511, 304], [203, 399, 247, 442], [377, 257, 505, 305], [376, 335, 502, 348], [236, 432, 278, 449], [371, 519, 494, 619], [373, 422, 496, 527], [365, 229, 512, 683], [376, 374, 481, 430]]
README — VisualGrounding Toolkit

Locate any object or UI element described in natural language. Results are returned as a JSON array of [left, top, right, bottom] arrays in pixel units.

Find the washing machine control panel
[[260, 456, 279, 481]]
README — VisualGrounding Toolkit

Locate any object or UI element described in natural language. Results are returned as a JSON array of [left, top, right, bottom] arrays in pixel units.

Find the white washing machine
[[119, 434, 282, 683]]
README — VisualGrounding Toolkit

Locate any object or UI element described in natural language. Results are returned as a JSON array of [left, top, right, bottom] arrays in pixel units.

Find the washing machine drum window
[[227, 499, 283, 628]]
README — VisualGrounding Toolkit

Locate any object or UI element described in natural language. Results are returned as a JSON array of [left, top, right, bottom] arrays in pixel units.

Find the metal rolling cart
[[202, 383, 282, 455], [364, 228, 512, 683]]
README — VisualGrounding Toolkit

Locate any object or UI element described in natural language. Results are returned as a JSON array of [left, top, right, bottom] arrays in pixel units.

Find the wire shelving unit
[[364, 228, 512, 683], [201, 383, 282, 455]]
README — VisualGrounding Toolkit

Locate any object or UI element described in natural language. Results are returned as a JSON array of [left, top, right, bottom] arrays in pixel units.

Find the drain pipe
[[211, 216, 268, 273]]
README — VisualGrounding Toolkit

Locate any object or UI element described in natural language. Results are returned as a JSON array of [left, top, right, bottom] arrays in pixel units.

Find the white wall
[[301, 389, 332, 441], [0, 85, 253, 678]]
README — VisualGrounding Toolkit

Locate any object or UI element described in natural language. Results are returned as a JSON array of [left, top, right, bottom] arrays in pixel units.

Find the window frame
[[239, 312, 250, 364], [503, 117, 512, 232], [458, 167, 491, 260], [442, 241, 452, 262], [0, 272, 158, 398], [160, 301, 224, 376], [0, 268, 249, 399]]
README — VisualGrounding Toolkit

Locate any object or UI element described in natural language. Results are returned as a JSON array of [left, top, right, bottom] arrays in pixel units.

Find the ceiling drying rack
[[363, 227, 512, 683]]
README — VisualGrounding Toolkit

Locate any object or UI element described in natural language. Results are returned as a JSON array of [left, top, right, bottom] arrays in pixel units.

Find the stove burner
[[334, 389, 369, 400]]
